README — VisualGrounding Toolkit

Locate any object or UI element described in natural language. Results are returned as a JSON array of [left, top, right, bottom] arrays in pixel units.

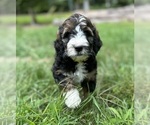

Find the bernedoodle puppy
[[52, 13, 102, 108]]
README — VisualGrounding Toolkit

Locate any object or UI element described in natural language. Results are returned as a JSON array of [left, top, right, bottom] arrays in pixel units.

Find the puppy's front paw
[[64, 88, 81, 108]]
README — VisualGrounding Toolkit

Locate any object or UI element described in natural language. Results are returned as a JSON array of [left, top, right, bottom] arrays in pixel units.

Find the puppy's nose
[[74, 46, 83, 52]]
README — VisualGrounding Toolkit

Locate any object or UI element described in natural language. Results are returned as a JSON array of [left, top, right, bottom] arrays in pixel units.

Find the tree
[[105, 0, 111, 8], [67, 0, 74, 11], [17, 0, 50, 24], [83, 0, 90, 12], [73, 0, 90, 11], [0, 0, 16, 14]]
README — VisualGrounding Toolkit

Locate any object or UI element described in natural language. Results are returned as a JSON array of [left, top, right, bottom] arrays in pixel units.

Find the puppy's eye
[[63, 32, 70, 38], [83, 28, 93, 37], [84, 30, 92, 36], [88, 36, 93, 42]]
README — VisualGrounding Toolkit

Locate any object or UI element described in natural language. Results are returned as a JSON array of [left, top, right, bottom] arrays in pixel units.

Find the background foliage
[[16, 0, 134, 14]]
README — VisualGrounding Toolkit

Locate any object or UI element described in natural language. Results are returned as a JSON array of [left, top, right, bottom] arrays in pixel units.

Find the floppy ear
[[54, 38, 65, 57], [86, 18, 102, 55], [54, 25, 65, 56], [92, 27, 103, 55]]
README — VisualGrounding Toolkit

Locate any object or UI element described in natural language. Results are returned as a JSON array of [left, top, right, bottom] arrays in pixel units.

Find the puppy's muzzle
[[74, 46, 83, 53]]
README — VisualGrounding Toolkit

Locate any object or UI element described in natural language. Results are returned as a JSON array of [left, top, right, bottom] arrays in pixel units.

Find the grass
[[16, 22, 134, 124], [0, 15, 16, 25], [16, 13, 71, 25], [0, 62, 16, 124], [0, 12, 71, 25]]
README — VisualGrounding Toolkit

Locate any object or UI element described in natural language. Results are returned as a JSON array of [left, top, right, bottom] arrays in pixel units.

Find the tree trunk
[[105, 0, 111, 8], [28, 8, 37, 25], [112, 0, 118, 5], [75, 3, 80, 10], [68, 0, 74, 11], [83, 0, 90, 12]]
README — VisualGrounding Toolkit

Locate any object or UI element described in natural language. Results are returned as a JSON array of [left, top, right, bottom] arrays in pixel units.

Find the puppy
[[52, 13, 102, 108]]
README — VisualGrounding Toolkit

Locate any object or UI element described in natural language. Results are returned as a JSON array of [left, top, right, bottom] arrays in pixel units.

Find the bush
[[117, 0, 134, 6]]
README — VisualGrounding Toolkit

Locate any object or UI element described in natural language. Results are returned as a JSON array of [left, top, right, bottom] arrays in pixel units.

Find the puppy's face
[[64, 24, 90, 61], [56, 14, 102, 62]]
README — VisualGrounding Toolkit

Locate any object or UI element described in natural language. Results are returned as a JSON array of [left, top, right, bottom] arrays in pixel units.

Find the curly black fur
[[52, 13, 102, 93]]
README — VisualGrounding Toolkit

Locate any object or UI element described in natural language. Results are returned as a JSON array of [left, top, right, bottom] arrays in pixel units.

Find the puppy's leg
[[81, 70, 97, 97], [53, 69, 81, 108], [88, 80, 96, 93], [81, 80, 89, 98], [63, 83, 81, 109], [81, 79, 96, 97]]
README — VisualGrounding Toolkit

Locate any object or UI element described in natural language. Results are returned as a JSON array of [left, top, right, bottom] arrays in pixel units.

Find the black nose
[[74, 46, 83, 52]]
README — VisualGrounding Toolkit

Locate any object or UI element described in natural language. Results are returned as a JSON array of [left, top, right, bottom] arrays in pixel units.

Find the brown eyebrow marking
[[81, 26, 94, 36]]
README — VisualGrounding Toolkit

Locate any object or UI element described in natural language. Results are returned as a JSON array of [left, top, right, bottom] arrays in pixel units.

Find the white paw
[[63, 88, 81, 108]]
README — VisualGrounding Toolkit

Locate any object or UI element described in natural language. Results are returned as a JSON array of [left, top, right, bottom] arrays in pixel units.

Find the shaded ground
[[53, 4, 150, 25], [53, 5, 134, 25]]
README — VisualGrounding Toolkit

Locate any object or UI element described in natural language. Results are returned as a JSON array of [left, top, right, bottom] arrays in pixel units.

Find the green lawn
[[17, 22, 134, 125], [16, 13, 71, 25]]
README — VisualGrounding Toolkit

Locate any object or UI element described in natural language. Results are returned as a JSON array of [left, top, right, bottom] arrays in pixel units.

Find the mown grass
[[0, 13, 71, 25], [0, 15, 16, 25], [16, 13, 71, 25], [16, 22, 134, 124]]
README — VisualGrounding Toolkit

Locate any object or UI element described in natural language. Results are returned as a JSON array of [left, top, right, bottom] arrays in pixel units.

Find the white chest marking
[[74, 63, 87, 83], [63, 63, 87, 83]]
